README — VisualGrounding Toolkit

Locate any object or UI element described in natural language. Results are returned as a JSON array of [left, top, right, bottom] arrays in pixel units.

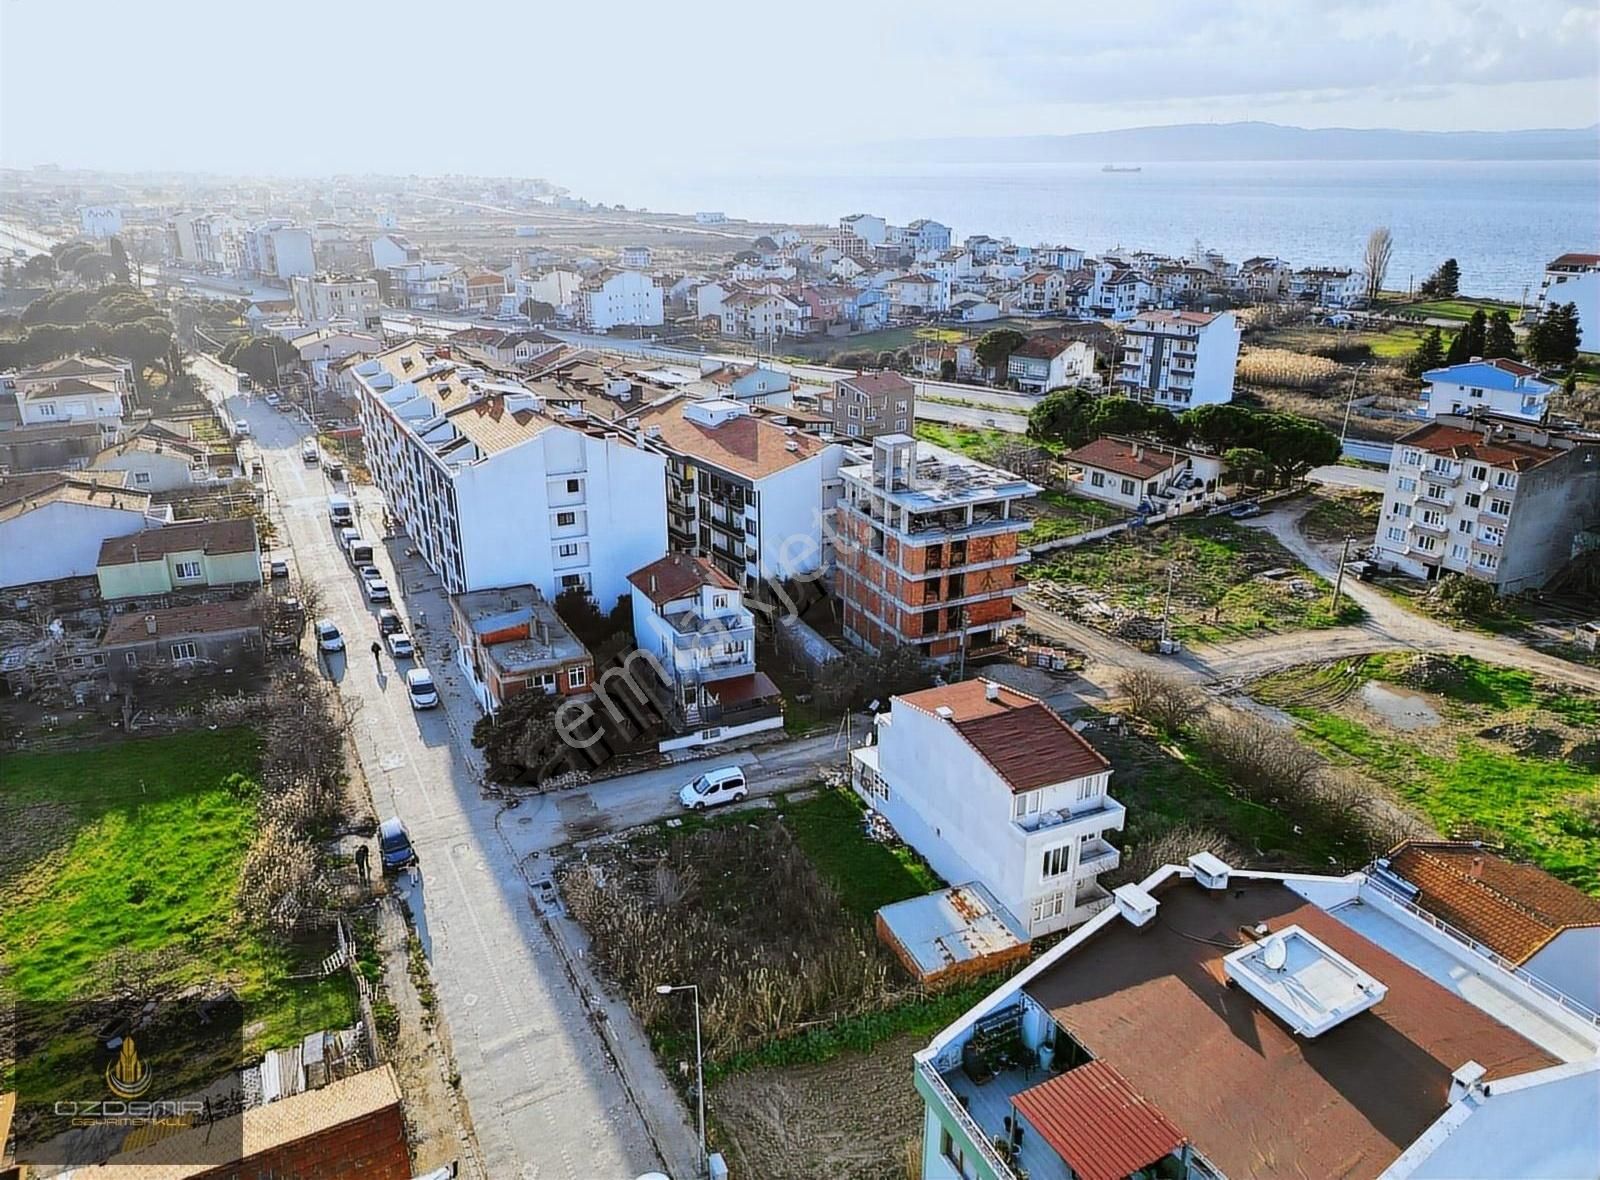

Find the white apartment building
[[628, 395, 847, 594], [243, 223, 315, 280], [520, 268, 584, 318], [1534, 252, 1599, 352], [902, 218, 953, 254], [888, 273, 951, 316], [718, 291, 805, 339], [1420, 358, 1554, 422], [289, 273, 382, 331], [78, 205, 123, 239], [851, 678, 1123, 937], [348, 341, 667, 605], [385, 260, 458, 310], [577, 268, 663, 331], [912, 854, 1600, 1180], [1290, 265, 1364, 307], [1374, 413, 1600, 593], [1113, 309, 1240, 409]]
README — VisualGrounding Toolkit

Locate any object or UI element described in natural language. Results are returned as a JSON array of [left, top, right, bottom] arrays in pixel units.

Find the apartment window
[[847, 405, 861, 418], [712, 594, 729, 609], [1400, 448, 1422, 466], [133, 471, 152, 486], [1391, 502, 1412, 519], [38, 403, 57, 417], [1429, 457, 1455, 476], [1396, 476, 1416, 492], [566, 478, 581, 493], [560, 573, 585, 590], [1090, 471, 1105, 488], [1470, 464, 1487, 481], [1451, 543, 1469, 560], [170, 642, 198, 661], [1120, 479, 1136, 496], [1488, 498, 1512, 516], [1385, 526, 1405, 542], [1013, 791, 1042, 820], [1031, 892, 1066, 925], [939, 1129, 973, 1179], [1420, 510, 1444, 527], [1425, 483, 1447, 500], [174, 560, 202, 580], [556, 511, 577, 527], [532, 672, 558, 693], [895, 399, 908, 413], [1464, 492, 1481, 508], [1457, 519, 1473, 533], [847, 423, 860, 437], [1475, 550, 1499, 570], [1415, 535, 1438, 553], [124, 651, 137, 665], [1042, 846, 1071, 878], [568, 665, 588, 689], [1495, 471, 1517, 490]]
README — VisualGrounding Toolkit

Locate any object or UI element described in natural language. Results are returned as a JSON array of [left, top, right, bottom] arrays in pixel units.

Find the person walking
[[370, 640, 382, 673]]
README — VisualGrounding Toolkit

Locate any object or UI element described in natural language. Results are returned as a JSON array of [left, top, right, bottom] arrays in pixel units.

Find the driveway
[[209, 378, 691, 1180]]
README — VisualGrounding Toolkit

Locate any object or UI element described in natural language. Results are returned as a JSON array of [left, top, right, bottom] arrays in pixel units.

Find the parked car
[[315, 618, 344, 651], [357, 563, 381, 583], [302, 441, 320, 465], [233, 419, 251, 437], [1229, 501, 1262, 519], [264, 391, 282, 407], [678, 766, 748, 810], [268, 558, 290, 579], [377, 816, 418, 873], [405, 667, 439, 709], [364, 576, 391, 603], [377, 608, 403, 635], [386, 631, 414, 659]]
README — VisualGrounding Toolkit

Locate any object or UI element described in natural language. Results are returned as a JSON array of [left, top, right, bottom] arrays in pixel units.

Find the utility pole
[[1159, 563, 1176, 651], [1331, 536, 1353, 614], [1340, 362, 1369, 446]]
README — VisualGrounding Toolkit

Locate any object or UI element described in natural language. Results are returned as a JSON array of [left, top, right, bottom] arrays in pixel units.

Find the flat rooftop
[[452, 585, 588, 672], [877, 882, 1029, 981], [1023, 877, 1561, 1180], [842, 440, 1040, 510]]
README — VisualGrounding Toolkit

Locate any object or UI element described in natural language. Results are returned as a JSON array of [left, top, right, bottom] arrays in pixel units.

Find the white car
[[406, 667, 439, 709], [678, 766, 747, 810], [386, 631, 414, 659], [363, 576, 391, 603], [314, 618, 344, 652], [233, 419, 251, 437], [264, 391, 282, 407]]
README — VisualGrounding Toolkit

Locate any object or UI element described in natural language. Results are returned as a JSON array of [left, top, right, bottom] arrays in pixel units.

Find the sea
[[570, 159, 1600, 301]]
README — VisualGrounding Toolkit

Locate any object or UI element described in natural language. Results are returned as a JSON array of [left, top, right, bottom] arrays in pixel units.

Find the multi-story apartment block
[[902, 218, 954, 254], [1289, 265, 1364, 306], [1113, 309, 1240, 409], [887, 273, 952, 316], [1534, 252, 1599, 352], [242, 223, 315, 280], [911, 853, 1600, 1180], [628, 552, 782, 733], [1374, 413, 1600, 593], [852, 678, 1123, 937], [289, 273, 382, 331], [1006, 337, 1094, 393], [1420, 358, 1554, 422], [577, 268, 663, 331], [628, 395, 846, 594], [453, 270, 509, 311], [817, 371, 915, 440], [718, 290, 806, 339], [1237, 255, 1293, 299], [348, 341, 667, 604], [835, 435, 1039, 659]]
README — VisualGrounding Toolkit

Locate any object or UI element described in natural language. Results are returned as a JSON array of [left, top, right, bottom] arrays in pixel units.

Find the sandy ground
[[710, 1033, 926, 1180]]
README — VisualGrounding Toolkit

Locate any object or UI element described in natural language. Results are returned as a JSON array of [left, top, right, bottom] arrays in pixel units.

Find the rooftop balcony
[[1014, 795, 1126, 841]]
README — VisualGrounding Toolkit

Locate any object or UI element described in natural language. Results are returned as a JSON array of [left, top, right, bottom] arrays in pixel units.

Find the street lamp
[[1339, 361, 1370, 446], [656, 983, 705, 1175]]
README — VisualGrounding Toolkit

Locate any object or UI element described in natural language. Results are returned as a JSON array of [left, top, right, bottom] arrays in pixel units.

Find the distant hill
[[874, 121, 1600, 164]]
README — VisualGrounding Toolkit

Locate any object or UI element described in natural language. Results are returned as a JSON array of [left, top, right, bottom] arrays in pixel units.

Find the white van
[[678, 766, 747, 810]]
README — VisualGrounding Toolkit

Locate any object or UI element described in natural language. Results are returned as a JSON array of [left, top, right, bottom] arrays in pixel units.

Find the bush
[[1118, 668, 1204, 735], [1429, 573, 1500, 620], [1107, 822, 1243, 888]]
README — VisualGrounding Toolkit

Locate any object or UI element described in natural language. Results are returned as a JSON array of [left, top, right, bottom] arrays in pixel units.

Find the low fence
[[1341, 438, 1394, 466]]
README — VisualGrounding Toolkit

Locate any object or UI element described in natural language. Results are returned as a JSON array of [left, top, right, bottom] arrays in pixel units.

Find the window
[[1076, 777, 1098, 803], [847, 423, 860, 437], [555, 511, 576, 527], [124, 651, 137, 665], [1470, 464, 1487, 481], [1042, 846, 1071, 877], [1457, 519, 1473, 533], [1488, 498, 1512, 516], [174, 560, 202, 580], [170, 642, 198, 661], [1090, 471, 1105, 488], [1495, 471, 1517, 490], [1464, 492, 1481, 508], [712, 594, 728, 609], [560, 573, 585, 589], [568, 665, 588, 689], [847, 404, 861, 419], [895, 399, 908, 413], [1391, 502, 1412, 519], [1475, 550, 1499, 570], [133, 471, 151, 486], [1013, 791, 1042, 820], [939, 1129, 973, 1179], [1400, 448, 1422, 466], [1396, 476, 1416, 492], [1120, 478, 1135, 496], [1031, 892, 1066, 925], [1415, 534, 1438, 552], [1425, 483, 1446, 500], [566, 478, 581, 493], [1386, 526, 1405, 542], [557, 543, 580, 558], [1451, 543, 1469, 560]]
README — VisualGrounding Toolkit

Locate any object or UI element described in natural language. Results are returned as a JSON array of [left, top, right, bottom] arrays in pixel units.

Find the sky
[[2, 0, 1598, 187]]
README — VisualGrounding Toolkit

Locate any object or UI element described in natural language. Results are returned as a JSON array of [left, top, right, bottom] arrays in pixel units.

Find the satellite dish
[[1262, 936, 1288, 972]]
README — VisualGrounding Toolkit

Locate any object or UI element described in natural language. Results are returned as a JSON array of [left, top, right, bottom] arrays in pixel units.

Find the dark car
[[1229, 501, 1262, 519], [378, 816, 417, 874], [377, 608, 403, 635]]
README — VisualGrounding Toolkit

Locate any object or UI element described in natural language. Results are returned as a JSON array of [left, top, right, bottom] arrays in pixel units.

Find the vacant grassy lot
[[0, 729, 354, 1099], [1252, 654, 1600, 893], [785, 788, 940, 919], [1387, 297, 1525, 323], [778, 319, 1037, 364], [913, 421, 1013, 460], [1299, 488, 1382, 544], [1027, 516, 1365, 645], [1021, 489, 1127, 545]]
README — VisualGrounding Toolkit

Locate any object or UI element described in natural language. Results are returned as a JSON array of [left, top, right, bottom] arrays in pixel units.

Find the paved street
[[215, 380, 688, 1180], [1307, 463, 1388, 492]]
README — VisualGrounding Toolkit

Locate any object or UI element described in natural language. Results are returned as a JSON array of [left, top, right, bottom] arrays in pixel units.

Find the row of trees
[[1027, 392, 1340, 486], [1405, 303, 1582, 376], [0, 283, 179, 394]]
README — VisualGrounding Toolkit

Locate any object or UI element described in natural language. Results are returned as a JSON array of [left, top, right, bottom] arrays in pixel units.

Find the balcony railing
[[915, 1060, 1018, 1180], [1424, 467, 1462, 486], [1411, 518, 1448, 536]]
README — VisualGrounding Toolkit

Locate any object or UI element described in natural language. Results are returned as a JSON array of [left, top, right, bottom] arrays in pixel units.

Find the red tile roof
[[1549, 252, 1600, 268], [1481, 357, 1540, 378], [896, 679, 1108, 792], [101, 600, 261, 646], [1012, 1062, 1187, 1180], [98, 518, 259, 565], [1397, 422, 1566, 472], [634, 396, 828, 480], [1386, 841, 1600, 964], [1065, 437, 1183, 480], [1011, 335, 1074, 360], [628, 553, 737, 605]]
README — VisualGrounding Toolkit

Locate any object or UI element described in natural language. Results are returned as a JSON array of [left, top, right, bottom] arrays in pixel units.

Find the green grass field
[[784, 788, 941, 920], [913, 421, 1013, 460], [1254, 655, 1600, 893], [0, 729, 354, 1099], [1386, 297, 1525, 323], [1027, 516, 1365, 644], [1022, 489, 1127, 545], [776, 319, 1038, 364]]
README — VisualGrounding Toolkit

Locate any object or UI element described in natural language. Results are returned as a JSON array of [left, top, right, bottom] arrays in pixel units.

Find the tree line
[[1027, 390, 1340, 487], [0, 282, 180, 394], [1405, 303, 1582, 377]]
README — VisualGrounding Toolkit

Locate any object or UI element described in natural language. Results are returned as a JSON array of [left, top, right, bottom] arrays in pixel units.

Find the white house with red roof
[[1535, 252, 1599, 352], [1062, 437, 1225, 515], [851, 677, 1124, 937]]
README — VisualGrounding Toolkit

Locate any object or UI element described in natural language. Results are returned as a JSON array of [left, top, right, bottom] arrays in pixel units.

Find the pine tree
[[1406, 327, 1446, 378], [1443, 326, 1471, 366], [1443, 309, 1488, 365], [1419, 258, 1460, 299], [1483, 310, 1519, 360], [1551, 302, 1582, 368]]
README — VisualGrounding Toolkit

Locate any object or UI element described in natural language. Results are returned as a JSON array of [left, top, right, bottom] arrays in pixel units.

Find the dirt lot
[[711, 1032, 926, 1180]]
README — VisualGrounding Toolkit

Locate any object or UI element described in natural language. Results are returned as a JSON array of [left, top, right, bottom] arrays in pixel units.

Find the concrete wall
[[1498, 445, 1600, 592], [1191, 312, 1241, 407], [1, 500, 151, 587]]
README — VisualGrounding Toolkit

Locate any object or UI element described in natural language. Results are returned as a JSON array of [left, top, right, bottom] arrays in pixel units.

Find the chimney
[[144, 614, 157, 635], [1468, 855, 1484, 880], [649, 574, 657, 595], [1449, 1061, 1487, 1105], [984, 681, 1000, 702]]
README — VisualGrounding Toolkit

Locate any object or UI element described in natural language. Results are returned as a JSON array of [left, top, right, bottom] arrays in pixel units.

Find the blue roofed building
[[1421, 358, 1555, 423]]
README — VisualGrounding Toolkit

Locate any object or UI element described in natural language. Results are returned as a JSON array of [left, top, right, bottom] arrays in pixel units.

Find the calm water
[[573, 159, 1600, 300]]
